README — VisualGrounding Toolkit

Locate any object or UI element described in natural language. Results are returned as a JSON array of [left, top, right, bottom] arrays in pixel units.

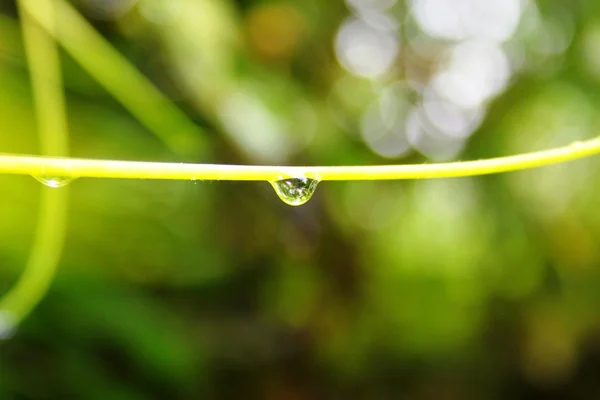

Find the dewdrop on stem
[[270, 176, 320, 206], [32, 175, 74, 188]]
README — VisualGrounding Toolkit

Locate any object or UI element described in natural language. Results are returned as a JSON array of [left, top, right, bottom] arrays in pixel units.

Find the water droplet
[[33, 175, 74, 188], [270, 177, 319, 206], [0, 310, 17, 340]]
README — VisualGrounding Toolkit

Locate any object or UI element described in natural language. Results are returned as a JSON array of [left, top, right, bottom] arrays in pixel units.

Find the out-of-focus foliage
[[2, 0, 600, 398]]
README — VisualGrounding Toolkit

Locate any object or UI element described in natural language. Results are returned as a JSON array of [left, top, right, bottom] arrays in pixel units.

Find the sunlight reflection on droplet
[[270, 177, 319, 206], [33, 175, 75, 188]]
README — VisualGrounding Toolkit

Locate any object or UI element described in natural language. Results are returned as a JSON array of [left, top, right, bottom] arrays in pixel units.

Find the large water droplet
[[0, 310, 17, 340], [33, 175, 74, 188], [270, 177, 319, 206]]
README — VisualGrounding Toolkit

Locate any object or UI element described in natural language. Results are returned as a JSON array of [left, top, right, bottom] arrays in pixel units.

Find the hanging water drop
[[270, 177, 319, 206], [33, 175, 74, 188]]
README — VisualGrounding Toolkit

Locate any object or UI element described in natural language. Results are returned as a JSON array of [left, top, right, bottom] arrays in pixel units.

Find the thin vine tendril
[[0, 138, 598, 182], [0, 0, 69, 325]]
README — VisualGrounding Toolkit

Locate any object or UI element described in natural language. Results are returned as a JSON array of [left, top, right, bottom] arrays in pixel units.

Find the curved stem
[[0, 138, 598, 182], [0, 0, 69, 324], [0, 190, 67, 320]]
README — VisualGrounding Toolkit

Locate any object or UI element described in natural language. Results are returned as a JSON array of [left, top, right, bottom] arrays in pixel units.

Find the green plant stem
[[21, 0, 208, 159], [0, 0, 69, 323], [0, 138, 598, 182]]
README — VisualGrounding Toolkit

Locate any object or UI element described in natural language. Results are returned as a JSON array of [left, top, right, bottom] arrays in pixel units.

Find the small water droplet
[[270, 177, 319, 206], [0, 310, 17, 340], [33, 175, 74, 188]]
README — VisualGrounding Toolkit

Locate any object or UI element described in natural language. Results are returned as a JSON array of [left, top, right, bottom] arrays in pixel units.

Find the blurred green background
[[3, 0, 600, 398]]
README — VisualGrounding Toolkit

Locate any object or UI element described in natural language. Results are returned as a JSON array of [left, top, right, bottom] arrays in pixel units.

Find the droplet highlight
[[33, 175, 74, 188], [270, 177, 319, 206]]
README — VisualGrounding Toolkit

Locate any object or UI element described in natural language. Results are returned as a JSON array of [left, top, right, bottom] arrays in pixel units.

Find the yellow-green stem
[[0, 0, 69, 323], [0, 138, 598, 182]]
